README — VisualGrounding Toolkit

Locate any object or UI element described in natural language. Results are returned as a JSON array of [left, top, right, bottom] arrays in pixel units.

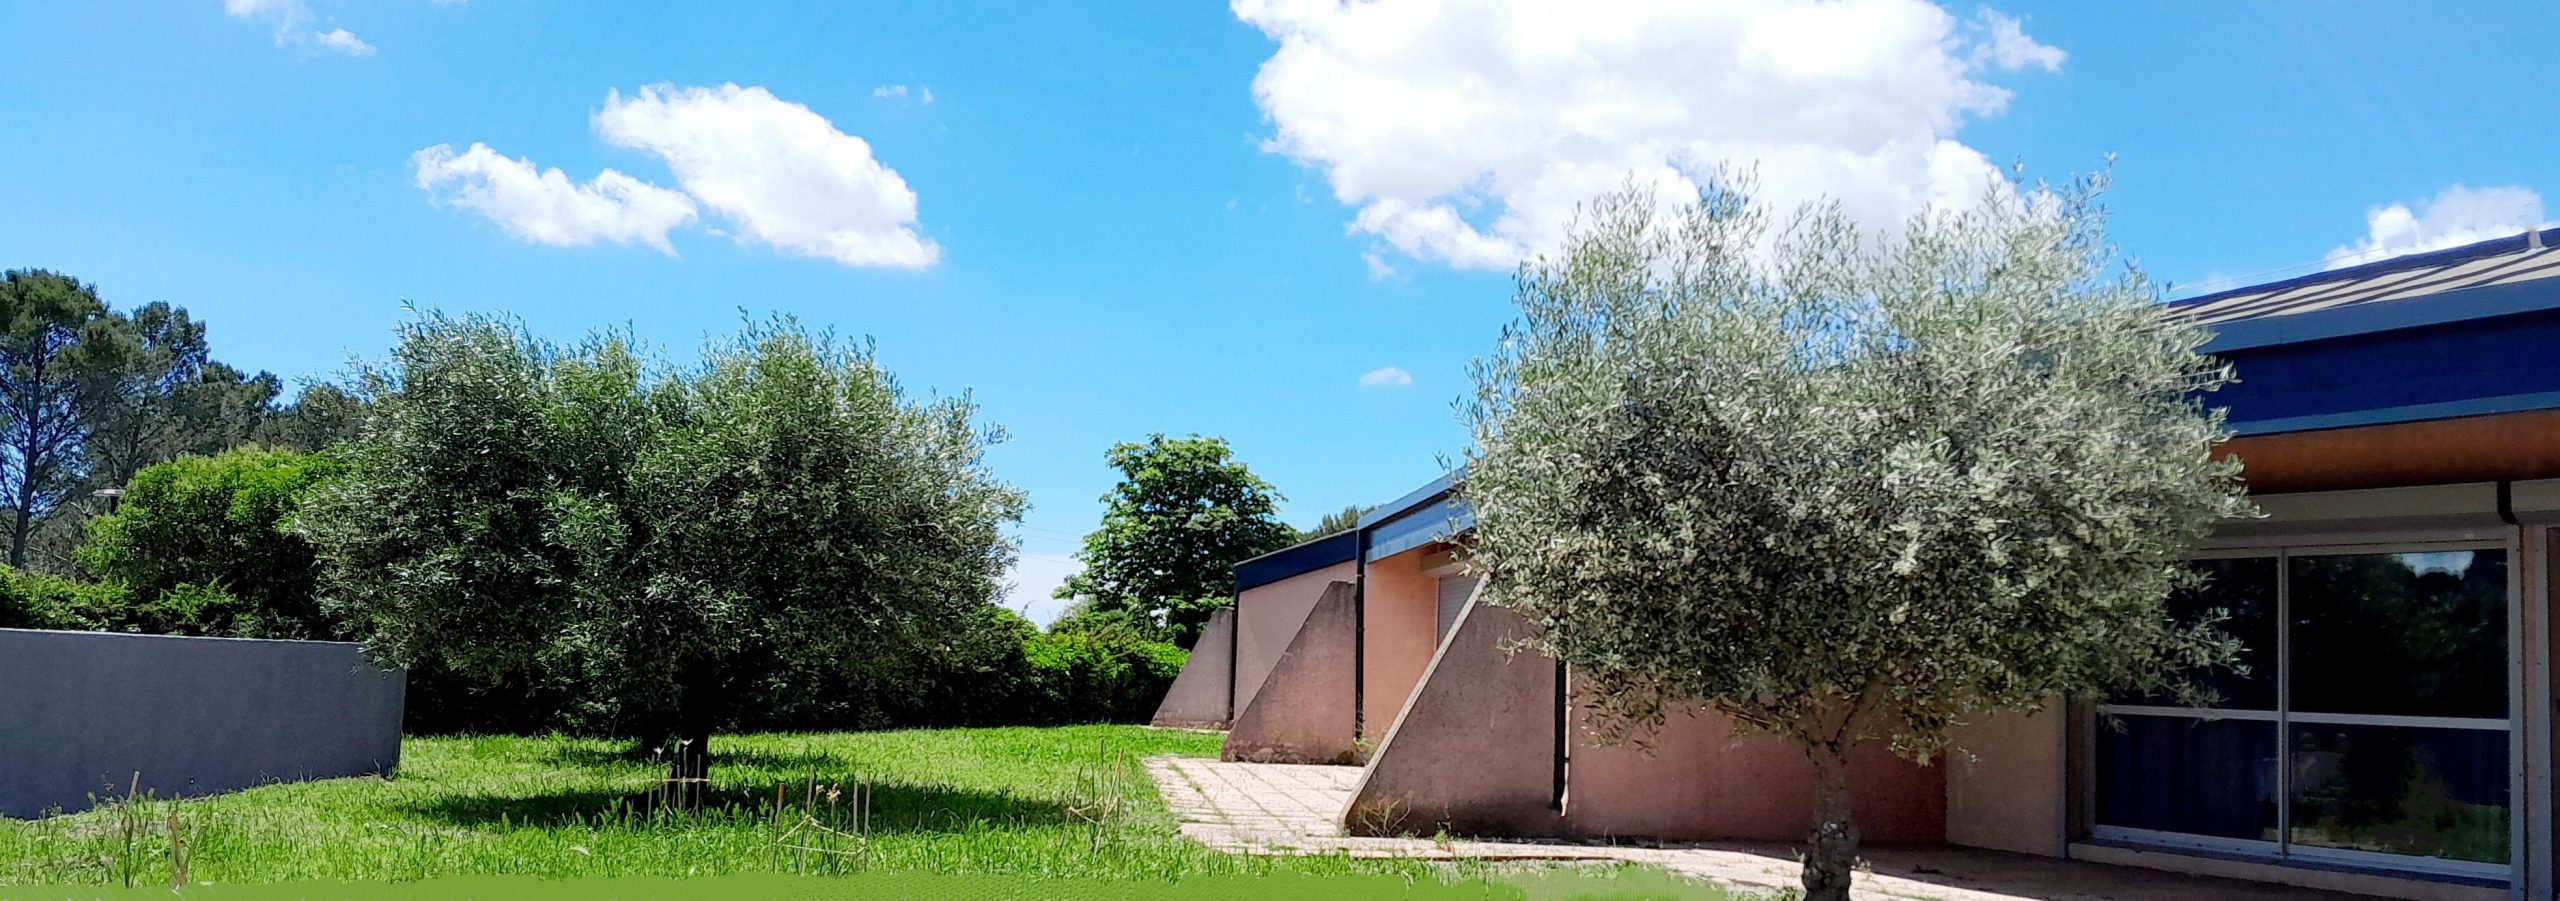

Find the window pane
[[2096, 714, 2280, 842], [2128, 557, 2277, 709], [2289, 724, 2511, 864], [2289, 551, 2507, 718]]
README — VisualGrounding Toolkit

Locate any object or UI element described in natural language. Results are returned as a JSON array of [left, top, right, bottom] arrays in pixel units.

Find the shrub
[[0, 565, 128, 631], [1018, 631, 1188, 725], [77, 446, 339, 639]]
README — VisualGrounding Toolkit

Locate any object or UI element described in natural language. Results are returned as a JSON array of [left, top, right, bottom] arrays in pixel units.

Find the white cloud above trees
[[412, 84, 938, 269], [1232, 0, 2063, 270]]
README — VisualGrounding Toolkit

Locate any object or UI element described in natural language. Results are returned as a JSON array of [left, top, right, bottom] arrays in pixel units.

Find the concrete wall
[[1223, 583, 1359, 764], [0, 629, 406, 818], [1346, 593, 1564, 837], [1360, 548, 1440, 742], [1944, 707, 2065, 856], [1150, 608, 1235, 729], [1235, 561, 1354, 715]]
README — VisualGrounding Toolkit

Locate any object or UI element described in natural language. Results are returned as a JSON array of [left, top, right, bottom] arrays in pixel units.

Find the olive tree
[[1460, 176, 2252, 901], [301, 313, 1024, 789]]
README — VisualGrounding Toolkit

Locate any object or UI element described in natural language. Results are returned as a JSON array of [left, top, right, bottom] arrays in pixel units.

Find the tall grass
[[0, 726, 1508, 888]]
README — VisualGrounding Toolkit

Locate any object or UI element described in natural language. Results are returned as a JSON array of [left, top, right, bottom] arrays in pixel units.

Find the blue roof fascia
[[1355, 470, 1459, 530], [2228, 390, 2560, 438], [1233, 530, 1359, 592], [2201, 276, 2560, 354]]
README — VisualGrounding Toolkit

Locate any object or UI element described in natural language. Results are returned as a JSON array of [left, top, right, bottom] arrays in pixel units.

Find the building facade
[[1151, 230, 2560, 900]]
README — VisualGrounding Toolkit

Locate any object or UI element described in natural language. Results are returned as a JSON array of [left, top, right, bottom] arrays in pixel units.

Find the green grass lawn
[[0, 725, 1731, 898]]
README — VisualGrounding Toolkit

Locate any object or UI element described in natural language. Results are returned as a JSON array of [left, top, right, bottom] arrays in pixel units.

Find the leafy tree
[[1459, 178, 2252, 901], [1308, 504, 1371, 537], [77, 446, 339, 639], [84, 303, 285, 490], [0, 271, 123, 568], [1053, 435, 1296, 644], [300, 313, 1025, 787], [256, 383, 370, 451]]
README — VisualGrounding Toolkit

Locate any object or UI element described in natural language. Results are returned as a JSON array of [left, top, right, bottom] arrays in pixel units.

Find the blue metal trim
[[2228, 391, 2560, 437], [1363, 495, 1475, 562], [2171, 229, 2548, 309], [2202, 277, 2560, 353], [1233, 530, 1358, 592], [1355, 470, 1459, 530]]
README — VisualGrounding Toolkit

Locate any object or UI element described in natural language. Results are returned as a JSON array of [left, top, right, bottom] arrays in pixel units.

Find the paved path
[[1147, 756, 2368, 901]]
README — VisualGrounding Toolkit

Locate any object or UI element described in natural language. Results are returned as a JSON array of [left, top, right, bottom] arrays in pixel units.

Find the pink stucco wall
[[1345, 598, 1565, 837], [1222, 581, 1360, 764], [1360, 548, 1441, 742], [1235, 561, 1355, 715], [1561, 697, 1946, 844], [1942, 707, 2065, 855], [1149, 608, 1235, 729]]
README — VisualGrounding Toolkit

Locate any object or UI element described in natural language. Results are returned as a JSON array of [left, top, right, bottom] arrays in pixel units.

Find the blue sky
[[2, 1, 2552, 623]]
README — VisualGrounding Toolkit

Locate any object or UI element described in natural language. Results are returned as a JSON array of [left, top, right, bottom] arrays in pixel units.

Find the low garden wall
[[0, 628, 405, 818]]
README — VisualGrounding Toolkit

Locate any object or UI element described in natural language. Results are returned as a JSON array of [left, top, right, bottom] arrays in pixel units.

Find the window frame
[[2088, 533, 2521, 883]]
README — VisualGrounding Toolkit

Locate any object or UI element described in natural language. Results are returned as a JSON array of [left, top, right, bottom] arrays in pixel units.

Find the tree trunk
[[661, 675, 719, 809], [1802, 743, 1859, 901], [7, 500, 28, 570]]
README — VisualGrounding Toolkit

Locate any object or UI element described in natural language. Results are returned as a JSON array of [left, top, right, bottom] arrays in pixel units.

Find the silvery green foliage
[[1461, 175, 2254, 762]]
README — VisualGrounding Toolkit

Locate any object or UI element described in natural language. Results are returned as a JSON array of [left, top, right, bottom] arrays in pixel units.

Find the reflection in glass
[[2096, 715, 2279, 841], [2289, 551, 2507, 718], [2289, 725, 2510, 864], [2137, 557, 2277, 709]]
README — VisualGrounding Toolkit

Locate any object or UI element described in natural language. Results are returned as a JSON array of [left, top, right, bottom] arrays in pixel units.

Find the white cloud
[[410, 143, 698, 253], [223, 0, 374, 54], [872, 84, 936, 104], [313, 27, 375, 56], [1970, 10, 2063, 72], [2325, 185, 2550, 269], [1233, 0, 2059, 270], [595, 83, 940, 269], [1359, 366, 1414, 389], [1363, 252, 1397, 280], [1004, 553, 1083, 627]]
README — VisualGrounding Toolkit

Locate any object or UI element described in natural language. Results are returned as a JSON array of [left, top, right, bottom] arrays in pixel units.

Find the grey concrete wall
[[1345, 591, 1566, 837], [0, 628, 406, 818], [1151, 608, 1235, 729], [1222, 582, 1358, 765]]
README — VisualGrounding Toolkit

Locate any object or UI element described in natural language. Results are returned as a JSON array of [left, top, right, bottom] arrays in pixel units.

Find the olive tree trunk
[[1803, 743, 1858, 901]]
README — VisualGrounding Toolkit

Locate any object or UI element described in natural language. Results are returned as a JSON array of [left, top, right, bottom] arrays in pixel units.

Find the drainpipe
[[1352, 528, 1368, 746]]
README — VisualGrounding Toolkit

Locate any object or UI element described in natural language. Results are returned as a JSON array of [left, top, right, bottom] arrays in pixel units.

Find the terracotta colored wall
[[2219, 408, 2560, 493], [1235, 562, 1355, 714], [1561, 697, 1946, 844], [1345, 599, 1565, 837], [1361, 549, 1441, 742], [1943, 707, 2064, 856], [1150, 608, 1235, 729], [1223, 582, 1360, 764]]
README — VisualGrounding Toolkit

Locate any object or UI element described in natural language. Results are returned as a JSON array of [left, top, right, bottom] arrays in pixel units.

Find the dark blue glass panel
[[2289, 724, 2510, 863], [2096, 714, 2280, 842], [2289, 551, 2508, 719]]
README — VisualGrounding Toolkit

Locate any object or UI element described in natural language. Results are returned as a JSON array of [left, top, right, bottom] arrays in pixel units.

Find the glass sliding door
[[2093, 545, 2514, 880]]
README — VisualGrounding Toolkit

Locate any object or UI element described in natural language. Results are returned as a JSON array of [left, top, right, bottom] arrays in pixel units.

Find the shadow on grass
[[404, 778, 1076, 834]]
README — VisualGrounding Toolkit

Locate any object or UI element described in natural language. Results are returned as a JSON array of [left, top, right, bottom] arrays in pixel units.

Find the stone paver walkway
[[1148, 756, 2369, 901]]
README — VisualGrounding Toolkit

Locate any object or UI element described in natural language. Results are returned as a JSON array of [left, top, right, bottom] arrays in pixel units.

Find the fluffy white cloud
[[594, 84, 940, 269], [1233, 0, 2060, 269], [313, 27, 375, 56], [223, 0, 374, 54], [2325, 185, 2550, 269], [411, 143, 698, 253], [1358, 366, 1414, 389]]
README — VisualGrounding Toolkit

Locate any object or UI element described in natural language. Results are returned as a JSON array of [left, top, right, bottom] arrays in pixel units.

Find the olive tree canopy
[[1460, 175, 2253, 901]]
